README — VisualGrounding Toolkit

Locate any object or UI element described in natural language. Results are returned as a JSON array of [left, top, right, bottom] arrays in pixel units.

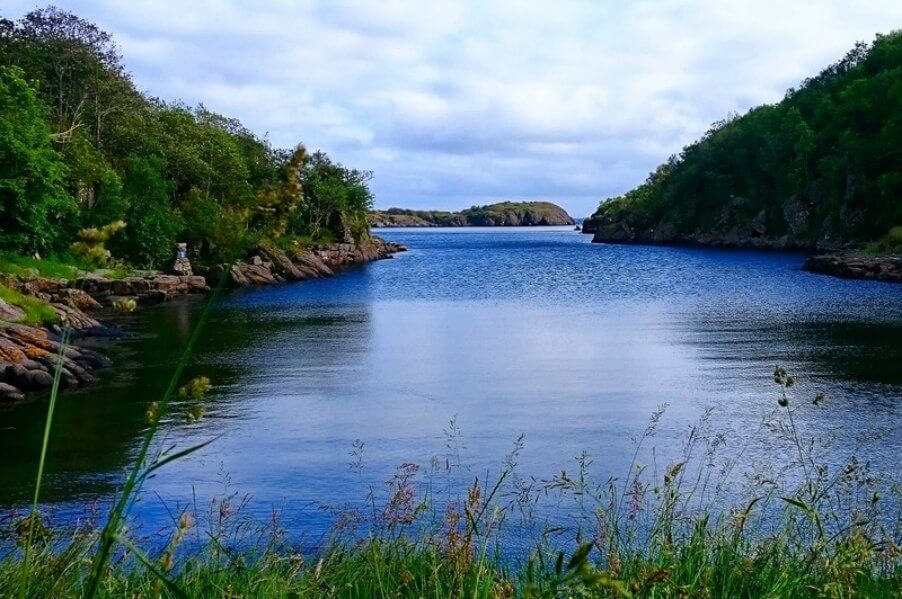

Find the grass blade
[[85, 271, 228, 598], [19, 325, 71, 599]]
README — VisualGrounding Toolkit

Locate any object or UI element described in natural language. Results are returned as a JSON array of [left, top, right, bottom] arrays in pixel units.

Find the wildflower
[[112, 297, 137, 313], [178, 376, 213, 400], [185, 405, 205, 422], [664, 461, 684, 485], [144, 401, 159, 424], [774, 365, 787, 384]]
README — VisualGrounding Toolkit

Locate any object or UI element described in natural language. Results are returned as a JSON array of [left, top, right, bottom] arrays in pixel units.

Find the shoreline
[[585, 230, 901, 283], [0, 236, 406, 403]]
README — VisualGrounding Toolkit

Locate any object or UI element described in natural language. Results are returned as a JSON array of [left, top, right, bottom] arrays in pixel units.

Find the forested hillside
[[585, 32, 902, 251], [0, 7, 373, 270]]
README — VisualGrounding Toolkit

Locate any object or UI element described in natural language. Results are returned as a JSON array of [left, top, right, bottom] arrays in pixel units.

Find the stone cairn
[[172, 242, 193, 276]]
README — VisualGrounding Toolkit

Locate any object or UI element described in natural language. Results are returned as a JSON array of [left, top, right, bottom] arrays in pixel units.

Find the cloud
[[5, 0, 899, 216]]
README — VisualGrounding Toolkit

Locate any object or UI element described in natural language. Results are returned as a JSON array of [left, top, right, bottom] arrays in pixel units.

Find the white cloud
[[4, 0, 899, 216]]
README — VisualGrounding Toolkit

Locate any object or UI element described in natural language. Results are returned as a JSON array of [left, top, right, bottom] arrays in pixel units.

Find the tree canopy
[[588, 31, 902, 248], [0, 7, 374, 267]]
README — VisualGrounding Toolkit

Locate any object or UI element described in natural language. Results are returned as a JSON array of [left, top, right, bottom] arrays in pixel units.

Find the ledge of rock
[[0, 271, 209, 403], [220, 236, 406, 287], [803, 251, 902, 283], [1, 320, 113, 402]]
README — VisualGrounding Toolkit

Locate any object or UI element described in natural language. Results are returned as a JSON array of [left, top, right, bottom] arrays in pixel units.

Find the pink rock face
[[0, 300, 26, 322]]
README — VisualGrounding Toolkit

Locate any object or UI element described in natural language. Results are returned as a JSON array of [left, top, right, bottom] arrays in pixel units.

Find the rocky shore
[[803, 251, 902, 283], [0, 237, 405, 403], [220, 237, 405, 287], [582, 209, 818, 251]]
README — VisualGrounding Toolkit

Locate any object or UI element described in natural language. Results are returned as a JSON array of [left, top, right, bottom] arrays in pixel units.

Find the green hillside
[[585, 32, 902, 250]]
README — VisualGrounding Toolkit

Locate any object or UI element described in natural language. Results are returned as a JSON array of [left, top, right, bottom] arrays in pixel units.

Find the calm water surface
[[2, 227, 900, 540]]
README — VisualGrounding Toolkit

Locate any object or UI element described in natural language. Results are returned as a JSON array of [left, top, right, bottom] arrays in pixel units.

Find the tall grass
[[16, 326, 70, 599], [2, 286, 900, 598]]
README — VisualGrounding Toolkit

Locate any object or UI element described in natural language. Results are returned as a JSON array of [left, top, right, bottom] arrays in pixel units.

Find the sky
[[5, 1, 900, 217]]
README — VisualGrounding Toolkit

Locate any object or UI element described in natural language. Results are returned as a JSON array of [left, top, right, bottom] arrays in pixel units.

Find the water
[[1, 227, 900, 542]]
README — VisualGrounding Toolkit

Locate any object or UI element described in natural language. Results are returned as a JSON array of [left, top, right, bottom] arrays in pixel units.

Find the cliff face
[[369, 201, 574, 227], [583, 194, 824, 250]]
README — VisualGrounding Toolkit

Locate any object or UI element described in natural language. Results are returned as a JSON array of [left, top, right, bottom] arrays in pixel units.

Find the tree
[[119, 156, 181, 268], [297, 151, 373, 242], [0, 65, 76, 254]]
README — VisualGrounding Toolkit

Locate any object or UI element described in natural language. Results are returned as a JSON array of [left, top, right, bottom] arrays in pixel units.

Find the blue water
[[2, 227, 901, 546]]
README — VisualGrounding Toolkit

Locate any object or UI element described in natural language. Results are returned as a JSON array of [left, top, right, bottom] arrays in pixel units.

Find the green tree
[[119, 156, 181, 268], [0, 65, 76, 254]]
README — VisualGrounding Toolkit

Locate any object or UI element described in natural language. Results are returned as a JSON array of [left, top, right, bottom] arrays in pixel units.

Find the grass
[[0, 254, 82, 280], [865, 226, 902, 256], [0, 284, 59, 326], [1, 280, 899, 597], [0, 253, 138, 281]]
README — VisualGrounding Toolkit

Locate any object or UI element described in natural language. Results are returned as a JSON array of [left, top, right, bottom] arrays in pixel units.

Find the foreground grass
[[2, 513, 899, 598]]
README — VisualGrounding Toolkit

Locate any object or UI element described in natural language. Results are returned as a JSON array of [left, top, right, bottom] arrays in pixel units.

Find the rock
[[171, 243, 194, 276], [184, 276, 209, 292], [58, 288, 102, 311], [804, 251, 902, 283], [226, 237, 403, 288], [0, 382, 25, 402], [0, 299, 26, 322], [27, 369, 54, 386]]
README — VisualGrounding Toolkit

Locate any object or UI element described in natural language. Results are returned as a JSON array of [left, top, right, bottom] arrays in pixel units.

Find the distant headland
[[368, 201, 574, 227]]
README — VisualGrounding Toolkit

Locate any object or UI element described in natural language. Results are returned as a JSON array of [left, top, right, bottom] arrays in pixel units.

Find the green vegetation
[[867, 226, 902, 255], [588, 32, 902, 249], [0, 7, 374, 272], [0, 254, 80, 279], [0, 284, 58, 325], [370, 201, 574, 227]]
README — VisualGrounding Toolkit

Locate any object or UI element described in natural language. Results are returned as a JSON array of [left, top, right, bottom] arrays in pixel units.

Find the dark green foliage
[[297, 151, 374, 242], [590, 32, 902, 247], [0, 66, 76, 254], [0, 7, 375, 269], [119, 157, 181, 268]]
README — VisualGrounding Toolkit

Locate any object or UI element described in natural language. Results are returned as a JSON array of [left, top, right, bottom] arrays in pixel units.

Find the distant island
[[369, 201, 574, 227]]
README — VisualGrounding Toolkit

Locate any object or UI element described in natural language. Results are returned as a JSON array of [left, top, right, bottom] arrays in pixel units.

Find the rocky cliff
[[369, 201, 574, 227], [582, 194, 822, 250], [218, 236, 405, 287]]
